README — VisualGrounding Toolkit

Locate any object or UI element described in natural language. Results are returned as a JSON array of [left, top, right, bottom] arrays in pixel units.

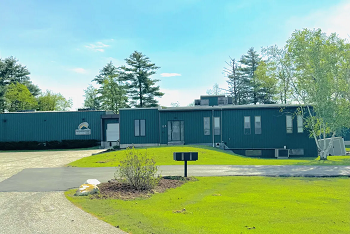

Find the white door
[[106, 123, 119, 141]]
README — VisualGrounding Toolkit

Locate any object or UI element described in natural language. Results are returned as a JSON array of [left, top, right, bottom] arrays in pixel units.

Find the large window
[[134, 119, 146, 136], [214, 117, 220, 135], [255, 116, 261, 134], [297, 115, 303, 133], [204, 117, 210, 135], [244, 116, 251, 135], [286, 115, 293, 133]]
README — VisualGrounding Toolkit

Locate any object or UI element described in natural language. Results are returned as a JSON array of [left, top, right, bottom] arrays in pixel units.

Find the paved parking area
[[0, 150, 125, 234]]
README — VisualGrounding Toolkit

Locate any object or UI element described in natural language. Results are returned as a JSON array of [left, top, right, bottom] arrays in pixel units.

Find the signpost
[[173, 152, 198, 177]]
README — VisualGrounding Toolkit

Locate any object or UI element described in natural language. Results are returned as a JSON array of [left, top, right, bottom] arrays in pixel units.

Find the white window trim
[[204, 117, 210, 136], [244, 116, 251, 135], [286, 115, 293, 134], [297, 115, 303, 133], [214, 117, 220, 136], [255, 116, 261, 134]]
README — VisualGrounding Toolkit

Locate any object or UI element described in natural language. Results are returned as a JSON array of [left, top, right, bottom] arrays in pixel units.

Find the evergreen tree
[[93, 61, 119, 85], [0, 57, 40, 112], [120, 51, 164, 107], [89, 62, 128, 113], [99, 75, 128, 113], [224, 58, 250, 105], [240, 48, 274, 104]]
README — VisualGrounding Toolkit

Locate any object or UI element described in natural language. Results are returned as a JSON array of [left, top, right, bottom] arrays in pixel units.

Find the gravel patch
[[0, 149, 126, 234]]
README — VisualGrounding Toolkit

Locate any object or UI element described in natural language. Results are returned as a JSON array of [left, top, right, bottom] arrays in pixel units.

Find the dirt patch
[[91, 177, 195, 200]]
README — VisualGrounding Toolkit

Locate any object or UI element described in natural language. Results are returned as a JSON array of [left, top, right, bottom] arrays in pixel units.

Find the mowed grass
[[65, 176, 350, 234], [67, 145, 350, 167]]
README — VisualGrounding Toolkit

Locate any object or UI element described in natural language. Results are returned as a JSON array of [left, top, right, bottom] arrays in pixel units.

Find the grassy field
[[65, 176, 350, 234], [67, 145, 350, 167]]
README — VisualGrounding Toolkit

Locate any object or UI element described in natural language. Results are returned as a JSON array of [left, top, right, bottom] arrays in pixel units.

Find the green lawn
[[67, 145, 350, 167], [65, 176, 350, 234]]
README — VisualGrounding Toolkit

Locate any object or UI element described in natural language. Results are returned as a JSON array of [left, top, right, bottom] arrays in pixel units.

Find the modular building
[[0, 110, 119, 149], [119, 95, 319, 157]]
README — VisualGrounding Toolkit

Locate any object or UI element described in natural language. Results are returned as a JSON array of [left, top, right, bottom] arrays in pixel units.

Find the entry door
[[168, 121, 184, 141]]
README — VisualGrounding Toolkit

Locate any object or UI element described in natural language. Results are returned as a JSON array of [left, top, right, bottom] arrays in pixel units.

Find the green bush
[[115, 147, 159, 191]]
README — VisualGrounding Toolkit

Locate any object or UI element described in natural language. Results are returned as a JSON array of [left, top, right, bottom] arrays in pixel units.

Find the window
[[255, 116, 261, 134], [214, 117, 220, 135], [297, 115, 303, 133], [245, 150, 262, 156], [200, 99, 209, 106], [286, 115, 293, 133], [204, 117, 210, 135], [244, 116, 251, 135], [134, 119, 145, 136]]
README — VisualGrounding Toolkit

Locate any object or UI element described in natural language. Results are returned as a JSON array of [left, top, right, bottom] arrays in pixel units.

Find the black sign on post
[[173, 152, 198, 177]]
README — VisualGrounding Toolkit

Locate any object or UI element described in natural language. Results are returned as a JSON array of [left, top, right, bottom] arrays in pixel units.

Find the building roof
[[158, 104, 303, 111], [119, 104, 305, 112]]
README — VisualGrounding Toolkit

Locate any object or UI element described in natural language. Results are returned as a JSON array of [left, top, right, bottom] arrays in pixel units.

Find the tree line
[[221, 28, 350, 160], [0, 57, 72, 113], [83, 51, 164, 113]]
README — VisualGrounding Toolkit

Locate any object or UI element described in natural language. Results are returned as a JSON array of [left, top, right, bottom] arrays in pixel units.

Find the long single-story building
[[0, 110, 119, 149], [0, 94, 348, 155], [119, 95, 322, 157]]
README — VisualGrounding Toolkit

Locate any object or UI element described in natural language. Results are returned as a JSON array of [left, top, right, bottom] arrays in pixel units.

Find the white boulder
[[84, 179, 101, 185]]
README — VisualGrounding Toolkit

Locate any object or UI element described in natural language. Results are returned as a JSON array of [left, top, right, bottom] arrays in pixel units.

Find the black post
[[184, 160, 187, 177]]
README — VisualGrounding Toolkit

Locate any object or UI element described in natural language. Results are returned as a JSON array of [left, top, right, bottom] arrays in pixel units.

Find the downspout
[[212, 109, 214, 147], [100, 117, 103, 149], [221, 108, 223, 143], [158, 110, 161, 146]]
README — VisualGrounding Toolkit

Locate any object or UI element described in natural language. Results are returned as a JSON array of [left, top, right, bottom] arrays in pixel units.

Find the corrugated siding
[[119, 107, 318, 157], [344, 131, 350, 141], [160, 110, 213, 144], [0, 111, 105, 142], [119, 109, 159, 144], [221, 107, 317, 157]]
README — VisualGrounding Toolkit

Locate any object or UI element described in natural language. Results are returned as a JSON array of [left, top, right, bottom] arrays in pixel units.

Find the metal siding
[[0, 111, 105, 142], [119, 109, 159, 144], [221, 107, 317, 157], [207, 97, 218, 106], [160, 110, 213, 144]]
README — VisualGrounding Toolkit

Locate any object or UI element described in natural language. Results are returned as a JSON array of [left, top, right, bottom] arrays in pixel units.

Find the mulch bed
[[91, 176, 194, 200]]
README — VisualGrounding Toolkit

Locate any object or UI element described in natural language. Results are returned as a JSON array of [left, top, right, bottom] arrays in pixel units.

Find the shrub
[[115, 147, 159, 191]]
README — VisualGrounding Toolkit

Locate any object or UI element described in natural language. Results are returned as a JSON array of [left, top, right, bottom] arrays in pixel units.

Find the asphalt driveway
[[0, 149, 126, 234], [1, 165, 350, 192]]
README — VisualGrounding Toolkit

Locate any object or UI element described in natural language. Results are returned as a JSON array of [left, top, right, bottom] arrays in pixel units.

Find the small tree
[[286, 29, 350, 160], [116, 148, 159, 190]]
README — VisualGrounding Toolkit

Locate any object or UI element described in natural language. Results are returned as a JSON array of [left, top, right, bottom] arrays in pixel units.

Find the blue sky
[[1, 0, 349, 109]]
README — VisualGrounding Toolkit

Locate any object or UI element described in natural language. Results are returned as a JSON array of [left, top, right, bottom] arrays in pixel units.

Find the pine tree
[[240, 48, 275, 104], [120, 51, 164, 107], [224, 57, 250, 105]]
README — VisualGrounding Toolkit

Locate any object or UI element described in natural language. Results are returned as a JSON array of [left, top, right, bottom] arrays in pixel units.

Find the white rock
[[84, 179, 101, 185], [74, 184, 99, 196]]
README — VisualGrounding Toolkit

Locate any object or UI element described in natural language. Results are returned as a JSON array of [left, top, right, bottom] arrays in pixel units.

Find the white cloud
[[286, 1, 350, 39], [71, 68, 87, 74], [160, 73, 182, 77], [85, 42, 110, 52]]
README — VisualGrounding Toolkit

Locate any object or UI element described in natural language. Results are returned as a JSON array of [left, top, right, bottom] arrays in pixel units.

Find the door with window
[[168, 120, 184, 142]]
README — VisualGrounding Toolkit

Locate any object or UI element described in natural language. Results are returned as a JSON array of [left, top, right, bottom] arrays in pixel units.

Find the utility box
[[318, 137, 346, 156], [173, 152, 198, 161]]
